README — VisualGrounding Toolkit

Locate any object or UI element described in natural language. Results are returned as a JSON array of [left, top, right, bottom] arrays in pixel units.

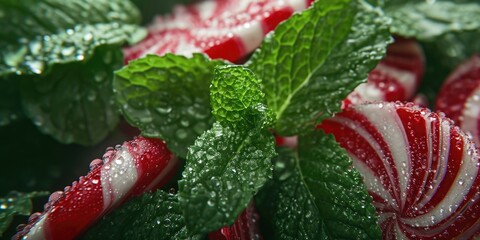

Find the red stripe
[[417, 128, 464, 215], [396, 108, 429, 214], [261, 7, 294, 33], [204, 36, 245, 62]]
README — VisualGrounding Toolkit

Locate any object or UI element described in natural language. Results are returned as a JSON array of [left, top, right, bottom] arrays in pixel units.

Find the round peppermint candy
[[436, 55, 480, 147], [343, 38, 424, 108], [14, 137, 179, 240], [320, 102, 480, 239], [124, 0, 313, 63]]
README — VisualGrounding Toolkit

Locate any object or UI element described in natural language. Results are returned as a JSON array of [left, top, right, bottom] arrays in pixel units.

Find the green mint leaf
[[257, 131, 380, 239], [114, 53, 226, 158], [0, 0, 142, 76], [256, 147, 322, 240], [0, 191, 49, 237], [84, 190, 202, 240], [298, 131, 381, 239], [179, 123, 275, 234], [211, 65, 273, 129], [386, 2, 480, 41], [247, 0, 391, 135], [20, 46, 121, 145], [2, 23, 145, 76]]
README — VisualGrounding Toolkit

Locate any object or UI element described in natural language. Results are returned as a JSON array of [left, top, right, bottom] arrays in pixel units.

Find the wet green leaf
[[247, 0, 391, 135], [85, 190, 202, 240], [114, 53, 226, 157]]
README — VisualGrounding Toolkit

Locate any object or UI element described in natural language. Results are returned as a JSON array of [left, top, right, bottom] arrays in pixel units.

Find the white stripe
[[24, 213, 48, 240], [351, 155, 398, 210], [445, 55, 480, 85], [285, 0, 307, 11], [332, 115, 399, 209], [101, 148, 138, 210], [359, 103, 411, 210], [352, 82, 385, 102], [235, 21, 265, 54], [461, 86, 480, 147], [376, 63, 417, 99]]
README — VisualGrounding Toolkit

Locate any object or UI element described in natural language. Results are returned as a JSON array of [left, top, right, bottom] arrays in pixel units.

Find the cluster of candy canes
[[123, 0, 314, 63], [14, 137, 178, 240]]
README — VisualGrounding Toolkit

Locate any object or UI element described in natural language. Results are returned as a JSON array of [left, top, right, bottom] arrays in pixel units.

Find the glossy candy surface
[[343, 38, 424, 108], [320, 102, 480, 239], [436, 55, 480, 146], [123, 0, 313, 63], [14, 137, 178, 240]]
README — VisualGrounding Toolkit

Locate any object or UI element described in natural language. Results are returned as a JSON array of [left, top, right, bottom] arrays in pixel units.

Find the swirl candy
[[123, 0, 314, 63], [436, 55, 480, 147], [319, 102, 480, 239], [343, 38, 425, 108], [14, 137, 178, 240]]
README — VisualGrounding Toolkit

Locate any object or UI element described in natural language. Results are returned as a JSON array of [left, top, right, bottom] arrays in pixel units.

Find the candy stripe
[[14, 137, 176, 240], [343, 38, 424, 108], [123, 0, 312, 63], [435, 55, 480, 150], [320, 102, 480, 239]]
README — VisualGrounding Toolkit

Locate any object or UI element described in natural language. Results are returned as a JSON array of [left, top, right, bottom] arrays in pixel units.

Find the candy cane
[[436, 54, 480, 147], [123, 0, 314, 63], [343, 38, 425, 109], [14, 136, 179, 240], [320, 102, 480, 239]]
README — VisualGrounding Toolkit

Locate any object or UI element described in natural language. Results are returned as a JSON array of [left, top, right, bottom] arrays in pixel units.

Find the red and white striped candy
[[343, 38, 425, 109], [436, 55, 480, 147], [320, 102, 480, 239], [208, 201, 263, 240], [124, 0, 313, 63], [14, 136, 179, 240]]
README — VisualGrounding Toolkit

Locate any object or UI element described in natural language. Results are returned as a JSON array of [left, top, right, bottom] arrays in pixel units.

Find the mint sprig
[[114, 53, 226, 158], [178, 66, 276, 234], [84, 190, 203, 240], [0, 191, 49, 237], [258, 131, 381, 239], [247, 0, 391, 135]]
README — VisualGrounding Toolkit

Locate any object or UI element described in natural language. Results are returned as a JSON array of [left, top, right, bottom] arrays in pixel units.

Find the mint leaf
[[386, 2, 480, 41], [84, 190, 202, 240], [256, 147, 322, 240], [258, 131, 381, 239], [211, 65, 273, 129], [247, 0, 391, 135], [179, 122, 275, 234], [20, 46, 121, 145], [0, 0, 143, 76], [0, 191, 49, 237], [298, 131, 381, 239], [114, 53, 226, 157]]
